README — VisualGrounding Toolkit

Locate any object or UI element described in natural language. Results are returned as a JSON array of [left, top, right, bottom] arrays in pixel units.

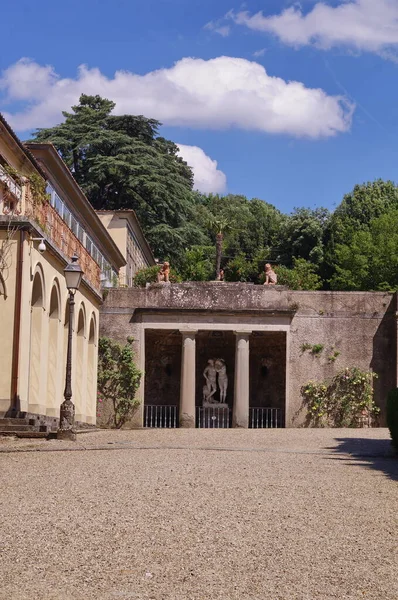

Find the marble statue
[[157, 261, 170, 283], [215, 359, 228, 403], [264, 263, 277, 285], [203, 358, 228, 405], [203, 359, 217, 403]]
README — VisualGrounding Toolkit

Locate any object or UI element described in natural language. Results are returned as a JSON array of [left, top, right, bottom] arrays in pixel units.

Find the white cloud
[[0, 56, 353, 138], [204, 20, 231, 37], [231, 1, 398, 57], [177, 144, 227, 194], [253, 48, 267, 57]]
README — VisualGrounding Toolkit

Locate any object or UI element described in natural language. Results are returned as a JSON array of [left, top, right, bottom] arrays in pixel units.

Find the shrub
[[301, 367, 379, 427], [386, 388, 398, 450], [97, 337, 142, 428], [133, 264, 181, 287], [133, 265, 161, 287], [275, 257, 322, 290]]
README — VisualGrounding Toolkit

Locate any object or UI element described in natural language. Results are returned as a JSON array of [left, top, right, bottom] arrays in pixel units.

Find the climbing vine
[[97, 336, 142, 428], [301, 367, 379, 427]]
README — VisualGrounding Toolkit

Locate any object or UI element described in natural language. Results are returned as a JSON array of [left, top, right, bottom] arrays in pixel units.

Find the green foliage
[[133, 264, 180, 287], [311, 344, 324, 355], [275, 258, 322, 290], [97, 337, 141, 428], [31, 94, 195, 265], [278, 207, 330, 267], [29, 173, 50, 205], [301, 367, 379, 427], [301, 343, 313, 352], [133, 265, 161, 287], [178, 246, 214, 281], [328, 350, 341, 363], [329, 210, 398, 290], [386, 388, 398, 450], [225, 252, 253, 282], [301, 342, 325, 355]]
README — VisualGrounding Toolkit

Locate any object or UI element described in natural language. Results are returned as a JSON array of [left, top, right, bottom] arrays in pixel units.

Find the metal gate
[[144, 405, 178, 428], [197, 406, 230, 428], [249, 407, 281, 428]]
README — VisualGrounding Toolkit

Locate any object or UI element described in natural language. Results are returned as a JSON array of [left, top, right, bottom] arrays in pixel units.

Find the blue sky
[[1, 0, 398, 213]]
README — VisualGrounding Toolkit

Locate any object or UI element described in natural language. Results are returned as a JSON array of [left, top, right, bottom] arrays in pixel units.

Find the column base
[[57, 429, 76, 441], [180, 413, 195, 428], [232, 417, 248, 428]]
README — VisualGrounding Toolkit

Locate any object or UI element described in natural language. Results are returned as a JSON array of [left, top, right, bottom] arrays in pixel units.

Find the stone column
[[179, 330, 197, 428], [233, 331, 251, 428]]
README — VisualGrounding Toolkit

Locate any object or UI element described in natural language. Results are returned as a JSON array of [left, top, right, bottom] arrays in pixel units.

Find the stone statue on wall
[[203, 359, 217, 403], [264, 263, 277, 285], [203, 358, 228, 405], [157, 261, 170, 283]]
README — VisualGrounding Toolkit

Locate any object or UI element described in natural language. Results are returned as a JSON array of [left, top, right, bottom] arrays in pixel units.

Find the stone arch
[[86, 313, 97, 423], [46, 280, 62, 416], [28, 268, 45, 411], [75, 303, 87, 422]]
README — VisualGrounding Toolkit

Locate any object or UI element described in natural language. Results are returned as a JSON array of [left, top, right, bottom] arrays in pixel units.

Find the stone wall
[[100, 283, 397, 427]]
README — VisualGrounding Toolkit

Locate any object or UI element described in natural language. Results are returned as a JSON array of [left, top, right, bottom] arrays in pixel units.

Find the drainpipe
[[10, 229, 24, 412]]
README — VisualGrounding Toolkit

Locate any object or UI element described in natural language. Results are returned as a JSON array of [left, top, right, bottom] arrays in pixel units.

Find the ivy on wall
[[97, 336, 142, 428], [300, 367, 379, 427]]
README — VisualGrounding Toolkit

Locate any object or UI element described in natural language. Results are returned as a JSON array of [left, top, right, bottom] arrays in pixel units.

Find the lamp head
[[64, 254, 83, 291]]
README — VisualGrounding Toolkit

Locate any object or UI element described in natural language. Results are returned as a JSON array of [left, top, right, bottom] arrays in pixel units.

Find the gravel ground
[[0, 428, 397, 600]]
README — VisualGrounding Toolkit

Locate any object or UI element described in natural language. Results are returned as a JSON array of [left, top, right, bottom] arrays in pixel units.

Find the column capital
[[180, 329, 198, 336], [234, 330, 252, 337]]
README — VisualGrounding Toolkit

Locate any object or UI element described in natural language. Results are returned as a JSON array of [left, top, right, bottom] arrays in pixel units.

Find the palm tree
[[207, 216, 233, 280]]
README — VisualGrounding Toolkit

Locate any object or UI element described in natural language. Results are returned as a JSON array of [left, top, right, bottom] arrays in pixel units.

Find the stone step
[[0, 424, 37, 432], [0, 418, 32, 426], [0, 431, 48, 439]]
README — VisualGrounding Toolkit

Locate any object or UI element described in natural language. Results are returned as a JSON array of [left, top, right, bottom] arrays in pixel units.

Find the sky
[[1, 0, 398, 214]]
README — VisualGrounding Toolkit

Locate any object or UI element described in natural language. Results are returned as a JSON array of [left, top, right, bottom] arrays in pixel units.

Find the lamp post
[[57, 254, 84, 441]]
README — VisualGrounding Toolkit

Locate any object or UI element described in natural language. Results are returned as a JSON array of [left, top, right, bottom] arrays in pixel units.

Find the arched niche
[[75, 303, 86, 421], [86, 314, 97, 423], [46, 281, 62, 415], [28, 269, 45, 409]]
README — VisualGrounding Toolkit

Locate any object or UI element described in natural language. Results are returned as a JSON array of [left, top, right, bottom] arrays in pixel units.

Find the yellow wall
[[10, 236, 100, 424], [0, 231, 17, 412], [97, 213, 128, 282]]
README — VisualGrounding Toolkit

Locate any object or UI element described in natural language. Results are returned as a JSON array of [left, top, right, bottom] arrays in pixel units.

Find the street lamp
[[57, 254, 84, 441]]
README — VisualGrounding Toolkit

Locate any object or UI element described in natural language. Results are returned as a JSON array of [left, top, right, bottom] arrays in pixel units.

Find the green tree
[[278, 207, 330, 267], [178, 246, 215, 281], [31, 94, 198, 264], [275, 257, 322, 290], [330, 210, 398, 290]]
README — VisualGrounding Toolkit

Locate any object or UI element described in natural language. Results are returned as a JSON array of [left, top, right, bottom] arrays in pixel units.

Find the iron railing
[[144, 405, 178, 428], [249, 407, 281, 429], [197, 406, 230, 428]]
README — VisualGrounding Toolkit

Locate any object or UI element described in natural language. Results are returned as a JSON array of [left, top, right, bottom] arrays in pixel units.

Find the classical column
[[233, 331, 251, 428], [179, 330, 197, 428]]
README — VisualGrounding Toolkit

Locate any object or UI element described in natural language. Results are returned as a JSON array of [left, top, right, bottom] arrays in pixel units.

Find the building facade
[[0, 121, 125, 427], [96, 210, 155, 287], [100, 282, 398, 429]]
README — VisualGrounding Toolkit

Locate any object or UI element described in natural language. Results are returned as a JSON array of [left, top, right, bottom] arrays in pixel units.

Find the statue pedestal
[[203, 402, 228, 409]]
